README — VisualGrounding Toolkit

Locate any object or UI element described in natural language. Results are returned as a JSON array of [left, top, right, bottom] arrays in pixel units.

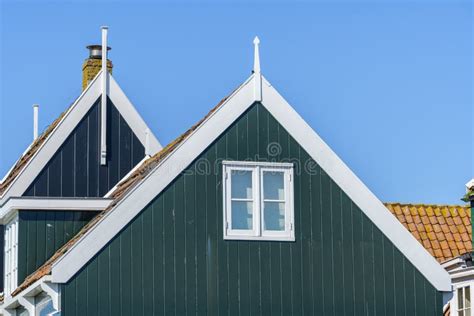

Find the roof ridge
[[384, 202, 469, 208]]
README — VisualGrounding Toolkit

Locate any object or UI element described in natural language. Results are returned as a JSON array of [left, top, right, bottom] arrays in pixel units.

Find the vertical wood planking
[[23, 98, 145, 198], [332, 184, 344, 316], [341, 193, 355, 316], [373, 228, 386, 316], [142, 202, 154, 315], [17, 210, 98, 284], [163, 187, 176, 315], [59, 103, 443, 315], [175, 177, 187, 315]]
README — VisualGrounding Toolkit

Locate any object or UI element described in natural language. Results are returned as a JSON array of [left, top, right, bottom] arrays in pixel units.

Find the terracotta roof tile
[[385, 203, 471, 263]]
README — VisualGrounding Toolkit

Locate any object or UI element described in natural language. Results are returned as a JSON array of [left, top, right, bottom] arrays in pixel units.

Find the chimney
[[82, 45, 113, 90]]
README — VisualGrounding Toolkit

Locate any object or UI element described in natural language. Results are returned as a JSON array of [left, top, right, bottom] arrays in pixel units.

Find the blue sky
[[0, 0, 472, 204]]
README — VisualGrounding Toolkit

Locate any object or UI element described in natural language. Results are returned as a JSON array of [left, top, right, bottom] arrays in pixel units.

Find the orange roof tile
[[385, 203, 472, 263]]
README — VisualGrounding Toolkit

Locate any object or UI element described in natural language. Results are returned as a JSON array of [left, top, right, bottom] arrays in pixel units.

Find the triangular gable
[[0, 71, 161, 203], [48, 73, 450, 291]]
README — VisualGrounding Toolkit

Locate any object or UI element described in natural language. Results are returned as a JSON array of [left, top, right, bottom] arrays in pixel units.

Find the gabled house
[[0, 28, 452, 315]]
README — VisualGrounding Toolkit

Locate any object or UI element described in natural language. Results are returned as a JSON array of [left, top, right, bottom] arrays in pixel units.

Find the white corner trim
[[0, 71, 161, 203], [51, 73, 450, 292], [108, 74, 162, 154], [0, 197, 111, 222]]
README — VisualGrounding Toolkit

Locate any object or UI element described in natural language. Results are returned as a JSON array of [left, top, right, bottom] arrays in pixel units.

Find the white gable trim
[[108, 75, 161, 154], [0, 71, 161, 203], [50, 74, 451, 291], [260, 77, 451, 291]]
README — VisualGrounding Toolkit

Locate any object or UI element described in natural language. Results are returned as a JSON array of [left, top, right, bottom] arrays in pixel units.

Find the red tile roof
[[385, 203, 471, 263]]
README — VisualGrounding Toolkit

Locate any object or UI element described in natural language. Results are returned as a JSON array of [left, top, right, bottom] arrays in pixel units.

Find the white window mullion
[[255, 165, 261, 237]]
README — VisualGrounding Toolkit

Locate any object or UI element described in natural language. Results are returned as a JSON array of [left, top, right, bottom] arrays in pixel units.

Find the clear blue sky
[[0, 0, 472, 204]]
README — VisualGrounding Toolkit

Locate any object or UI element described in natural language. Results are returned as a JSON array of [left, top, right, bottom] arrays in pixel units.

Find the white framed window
[[4, 215, 18, 297], [223, 161, 294, 241], [456, 285, 472, 316]]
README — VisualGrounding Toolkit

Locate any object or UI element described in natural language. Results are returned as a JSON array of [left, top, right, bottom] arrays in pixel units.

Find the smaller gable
[[0, 71, 161, 202]]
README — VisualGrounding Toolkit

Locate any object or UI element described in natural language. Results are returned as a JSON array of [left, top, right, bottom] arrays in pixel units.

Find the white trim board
[[0, 197, 111, 222], [1, 275, 59, 314], [51, 73, 451, 292], [0, 71, 162, 203]]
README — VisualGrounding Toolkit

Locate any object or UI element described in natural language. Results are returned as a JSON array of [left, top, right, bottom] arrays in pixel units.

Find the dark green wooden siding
[[61, 103, 442, 315], [23, 97, 145, 198], [18, 210, 98, 284]]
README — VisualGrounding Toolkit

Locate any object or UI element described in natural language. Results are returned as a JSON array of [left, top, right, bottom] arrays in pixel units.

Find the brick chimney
[[82, 45, 113, 90]]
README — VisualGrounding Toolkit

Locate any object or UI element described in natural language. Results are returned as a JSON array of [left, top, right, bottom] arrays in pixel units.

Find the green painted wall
[[61, 103, 442, 315], [18, 210, 98, 284]]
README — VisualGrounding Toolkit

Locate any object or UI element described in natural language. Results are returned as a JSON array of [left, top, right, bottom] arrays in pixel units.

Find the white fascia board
[[104, 155, 150, 198], [0, 197, 111, 222], [449, 268, 474, 280], [51, 75, 255, 283], [51, 74, 450, 291], [0, 71, 161, 204], [108, 74, 162, 154], [259, 76, 451, 291], [442, 257, 466, 270], [0, 73, 102, 202]]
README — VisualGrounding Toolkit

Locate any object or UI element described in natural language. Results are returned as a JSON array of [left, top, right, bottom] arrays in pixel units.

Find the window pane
[[231, 170, 253, 199], [466, 287, 471, 307], [263, 171, 285, 200], [232, 201, 253, 229], [264, 202, 285, 231], [459, 288, 464, 309]]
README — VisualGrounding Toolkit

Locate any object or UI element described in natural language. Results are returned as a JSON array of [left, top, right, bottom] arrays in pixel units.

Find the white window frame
[[454, 282, 473, 316], [223, 161, 295, 241], [4, 215, 19, 297]]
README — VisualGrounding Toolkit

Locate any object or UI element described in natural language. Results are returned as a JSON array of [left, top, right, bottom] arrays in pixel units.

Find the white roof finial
[[253, 36, 261, 74], [253, 36, 262, 101]]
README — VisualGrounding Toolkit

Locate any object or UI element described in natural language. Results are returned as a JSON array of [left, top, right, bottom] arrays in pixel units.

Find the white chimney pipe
[[100, 26, 109, 165], [33, 104, 39, 140]]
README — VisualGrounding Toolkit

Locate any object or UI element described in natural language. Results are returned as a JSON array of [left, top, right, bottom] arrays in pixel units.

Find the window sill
[[223, 235, 295, 242]]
